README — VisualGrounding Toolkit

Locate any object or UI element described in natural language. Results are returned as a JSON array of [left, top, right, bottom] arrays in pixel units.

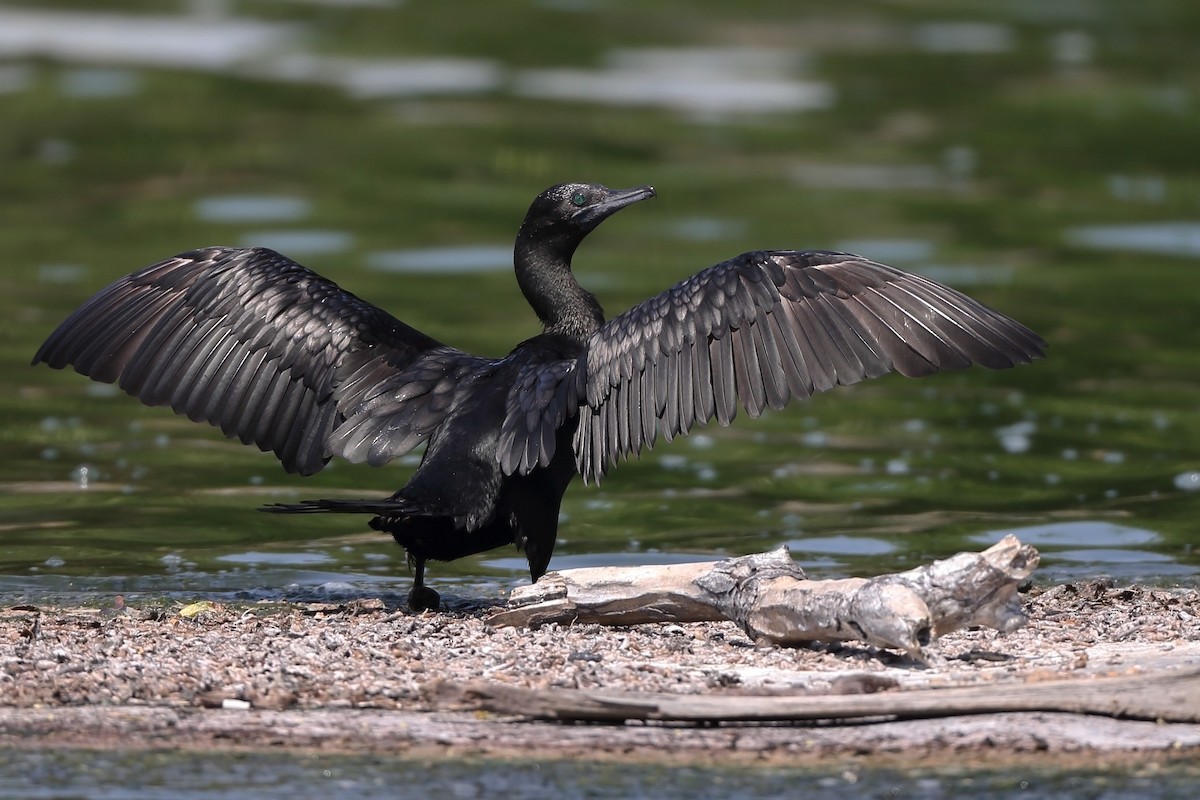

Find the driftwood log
[[454, 667, 1200, 724], [488, 535, 1038, 655]]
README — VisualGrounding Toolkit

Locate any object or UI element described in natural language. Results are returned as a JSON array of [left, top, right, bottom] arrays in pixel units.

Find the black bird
[[33, 183, 1045, 610]]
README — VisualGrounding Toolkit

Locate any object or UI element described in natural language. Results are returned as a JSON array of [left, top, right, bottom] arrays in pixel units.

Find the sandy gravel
[[2, 580, 1199, 764]]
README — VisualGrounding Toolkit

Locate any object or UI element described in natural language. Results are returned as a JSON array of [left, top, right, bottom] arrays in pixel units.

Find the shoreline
[[3, 581, 1198, 763]]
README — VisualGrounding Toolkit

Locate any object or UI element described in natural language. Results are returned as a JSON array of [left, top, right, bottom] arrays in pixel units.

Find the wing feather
[[734, 321, 766, 417], [641, 359, 659, 450], [574, 250, 1045, 481], [663, 347, 681, 441], [33, 246, 468, 475], [691, 331, 715, 424], [752, 309, 789, 411], [710, 332, 737, 425]]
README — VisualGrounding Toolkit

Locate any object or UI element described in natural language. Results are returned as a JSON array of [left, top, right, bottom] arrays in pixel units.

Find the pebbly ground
[[1, 580, 1198, 765]]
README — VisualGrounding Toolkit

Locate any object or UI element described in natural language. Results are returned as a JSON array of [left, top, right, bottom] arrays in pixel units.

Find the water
[[832, 237, 936, 264], [791, 161, 947, 191], [365, 244, 513, 274], [0, 63, 33, 94], [514, 47, 835, 118], [4, 0, 1199, 599], [1065, 222, 1200, 258], [1, 750, 1196, 800], [194, 195, 311, 224], [237, 229, 356, 255], [912, 22, 1015, 54], [58, 67, 141, 99], [3, 0, 1200, 793], [0, 6, 295, 70]]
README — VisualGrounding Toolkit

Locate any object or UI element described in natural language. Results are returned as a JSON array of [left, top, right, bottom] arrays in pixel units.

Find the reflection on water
[[1176, 472, 1200, 491], [791, 162, 946, 191], [1065, 222, 1200, 258], [1053, 548, 1175, 564], [1, 7, 500, 102], [238, 229, 355, 255], [978, 521, 1160, 548], [195, 195, 311, 223], [260, 53, 502, 98], [0, 7, 296, 70], [666, 217, 746, 242], [515, 47, 833, 117], [792, 146, 977, 192], [912, 22, 1014, 54], [834, 238, 935, 264], [216, 550, 337, 566], [4, 748, 1196, 800], [0, 63, 32, 94], [1107, 174, 1166, 203], [784, 535, 902, 570], [1051, 30, 1095, 67], [35, 138, 74, 165], [913, 264, 1015, 287], [365, 245, 512, 274], [58, 67, 141, 99], [36, 264, 89, 284], [0, 9, 829, 116], [995, 420, 1036, 454], [784, 535, 898, 557], [972, 522, 1197, 580]]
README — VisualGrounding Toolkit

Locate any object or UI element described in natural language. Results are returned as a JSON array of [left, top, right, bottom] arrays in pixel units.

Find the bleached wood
[[487, 535, 1038, 654], [454, 667, 1200, 724]]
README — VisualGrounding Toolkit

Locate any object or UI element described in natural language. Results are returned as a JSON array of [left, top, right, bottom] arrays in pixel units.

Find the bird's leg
[[406, 555, 440, 612]]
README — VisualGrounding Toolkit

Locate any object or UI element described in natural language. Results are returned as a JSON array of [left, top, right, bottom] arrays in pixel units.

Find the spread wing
[[33, 246, 488, 475], [574, 250, 1046, 481]]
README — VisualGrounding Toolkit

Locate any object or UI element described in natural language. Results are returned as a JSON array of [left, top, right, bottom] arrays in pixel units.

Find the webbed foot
[[407, 585, 440, 612]]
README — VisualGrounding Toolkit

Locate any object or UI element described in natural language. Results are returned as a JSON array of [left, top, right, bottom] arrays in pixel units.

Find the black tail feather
[[261, 497, 412, 515]]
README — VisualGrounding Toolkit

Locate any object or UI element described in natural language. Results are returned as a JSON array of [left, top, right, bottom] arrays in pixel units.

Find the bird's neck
[[514, 230, 604, 342]]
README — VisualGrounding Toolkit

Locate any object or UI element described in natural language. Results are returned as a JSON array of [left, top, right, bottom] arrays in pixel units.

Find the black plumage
[[33, 182, 1045, 610]]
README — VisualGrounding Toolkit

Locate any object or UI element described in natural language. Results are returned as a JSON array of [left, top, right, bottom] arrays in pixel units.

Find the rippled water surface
[[3, 1, 1200, 797], [2, 750, 1199, 800], [3, 0, 1200, 610]]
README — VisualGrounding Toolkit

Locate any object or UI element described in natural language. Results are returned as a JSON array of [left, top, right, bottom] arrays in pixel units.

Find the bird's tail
[[261, 497, 413, 515]]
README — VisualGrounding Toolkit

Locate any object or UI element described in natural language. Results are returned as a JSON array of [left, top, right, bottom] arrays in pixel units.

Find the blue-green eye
[[570, 191, 587, 207]]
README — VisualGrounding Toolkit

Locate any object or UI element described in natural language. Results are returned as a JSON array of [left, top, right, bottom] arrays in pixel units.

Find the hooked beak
[[574, 185, 656, 227]]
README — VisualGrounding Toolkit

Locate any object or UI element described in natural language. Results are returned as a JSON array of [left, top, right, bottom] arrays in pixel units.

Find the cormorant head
[[518, 182, 656, 247]]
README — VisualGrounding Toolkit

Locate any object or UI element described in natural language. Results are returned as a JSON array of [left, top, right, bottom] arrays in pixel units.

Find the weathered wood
[[454, 667, 1200, 724], [488, 535, 1038, 654]]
